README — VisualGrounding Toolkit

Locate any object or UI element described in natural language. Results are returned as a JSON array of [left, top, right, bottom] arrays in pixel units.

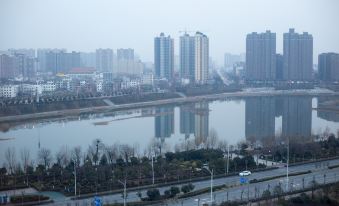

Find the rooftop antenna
[[179, 28, 194, 35]]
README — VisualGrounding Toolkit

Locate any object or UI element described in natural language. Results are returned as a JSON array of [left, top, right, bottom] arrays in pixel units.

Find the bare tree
[[147, 138, 160, 157], [5, 147, 16, 174], [194, 136, 204, 149], [93, 139, 105, 166], [323, 126, 331, 139], [174, 143, 181, 153], [71, 146, 82, 167], [86, 145, 96, 165], [207, 128, 219, 149], [20, 148, 31, 186], [20, 148, 30, 173], [132, 143, 141, 158], [120, 144, 134, 163], [55, 146, 71, 168], [105, 144, 119, 167], [218, 139, 228, 153], [38, 148, 52, 169]]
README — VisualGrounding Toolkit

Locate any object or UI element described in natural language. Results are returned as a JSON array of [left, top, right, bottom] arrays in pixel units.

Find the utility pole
[[118, 179, 127, 206], [151, 155, 155, 185], [203, 166, 213, 203], [286, 137, 289, 192], [210, 169, 213, 203], [226, 145, 230, 175], [74, 162, 77, 197]]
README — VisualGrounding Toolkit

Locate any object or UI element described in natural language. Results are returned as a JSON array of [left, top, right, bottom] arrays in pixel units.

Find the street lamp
[[226, 144, 230, 175], [151, 153, 155, 185], [118, 179, 127, 206], [286, 138, 290, 192], [203, 166, 214, 203], [73, 161, 77, 197]]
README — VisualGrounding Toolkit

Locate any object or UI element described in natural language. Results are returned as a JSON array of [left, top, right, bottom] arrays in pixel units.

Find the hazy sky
[[1, 0, 339, 64]]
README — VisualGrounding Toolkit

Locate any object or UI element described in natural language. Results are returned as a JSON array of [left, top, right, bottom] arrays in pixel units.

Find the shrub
[[10, 195, 49, 203], [170, 186, 180, 197], [146, 188, 160, 201], [181, 183, 195, 193], [164, 190, 171, 198], [262, 189, 271, 199]]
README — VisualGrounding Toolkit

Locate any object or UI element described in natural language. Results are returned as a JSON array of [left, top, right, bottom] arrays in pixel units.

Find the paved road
[[46, 158, 339, 205], [164, 167, 339, 206]]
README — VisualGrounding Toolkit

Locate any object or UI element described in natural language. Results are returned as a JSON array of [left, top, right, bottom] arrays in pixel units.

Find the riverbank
[[0, 89, 338, 123]]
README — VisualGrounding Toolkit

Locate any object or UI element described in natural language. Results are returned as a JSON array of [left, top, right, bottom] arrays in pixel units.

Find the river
[[0, 95, 338, 164]]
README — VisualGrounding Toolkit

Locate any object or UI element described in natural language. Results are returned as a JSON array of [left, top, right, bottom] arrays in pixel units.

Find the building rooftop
[[68, 67, 96, 74]]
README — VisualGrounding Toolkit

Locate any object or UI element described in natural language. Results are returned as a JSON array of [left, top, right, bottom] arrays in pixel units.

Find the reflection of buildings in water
[[154, 106, 174, 142], [194, 102, 209, 143], [282, 96, 312, 137], [275, 97, 284, 117], [245, 97, 276, 139], [180, 104, 195, 139], [317, 97, 339, 122]]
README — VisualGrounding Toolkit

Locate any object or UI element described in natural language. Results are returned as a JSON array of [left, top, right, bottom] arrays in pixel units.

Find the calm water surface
[[0, 96, 338, 164]]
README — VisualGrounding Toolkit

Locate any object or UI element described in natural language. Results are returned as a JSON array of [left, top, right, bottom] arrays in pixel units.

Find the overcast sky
[[1, 0, 338, 64]]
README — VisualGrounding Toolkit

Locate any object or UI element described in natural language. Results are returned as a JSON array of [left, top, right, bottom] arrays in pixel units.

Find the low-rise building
[[96, 81, 103, 92], [121, 78, 140, 89], [0, 85, 19, 98], [141, 73, 154, 85], [21, 84, 42, 95], [40, 81, 56, 92], [66, 67, 97, 79]]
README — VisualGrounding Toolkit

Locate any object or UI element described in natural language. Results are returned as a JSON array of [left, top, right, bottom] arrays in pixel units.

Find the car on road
[[239, 171, 251, 176]]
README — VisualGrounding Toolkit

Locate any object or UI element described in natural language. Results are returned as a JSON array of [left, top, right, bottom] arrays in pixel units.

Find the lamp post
[[226, 145, 230, 175], [118, 179, 127, 206], [74, 162, 77, 197], [203, 166, 213, 203], [286, 138, 290, 192], [151, 153, 155, 185]]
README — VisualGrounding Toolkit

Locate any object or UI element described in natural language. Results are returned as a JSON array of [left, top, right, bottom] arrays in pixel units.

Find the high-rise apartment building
[[246, 30, 276, 81], [154, 33, 174, 80], [38, 49, 66, 72], [8, 49, 37, 79], [224, 53, 245, 69], [0, 54, 15, 79], [117, 48, 134, 61], [45, 51, 81, 74], [180, 33, 195, 81], [80, 52, 96, 68], [276, 54, 284, 80], [14, 53, 36, 80], [318, 53, 339, 82], [96, 49, 113, 72], [115, 48, 142, 75], [179, 32, 209, 84], [9, 49, 35, 58], [283, 28, 313, 81], [194, 32, 209, 84]]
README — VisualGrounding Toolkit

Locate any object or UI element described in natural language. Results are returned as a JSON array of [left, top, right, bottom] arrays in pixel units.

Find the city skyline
[[1, 0, 339, 64]]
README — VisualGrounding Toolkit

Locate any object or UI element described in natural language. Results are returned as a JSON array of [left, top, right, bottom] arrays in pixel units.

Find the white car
[[239, 171, 251, 176]]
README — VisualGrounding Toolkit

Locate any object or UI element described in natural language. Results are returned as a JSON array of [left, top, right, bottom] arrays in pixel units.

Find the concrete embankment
[[0, 90, 338, 123]]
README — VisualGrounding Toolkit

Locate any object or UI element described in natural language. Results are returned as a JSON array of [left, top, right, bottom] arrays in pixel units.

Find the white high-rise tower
[[194, 32, 209, 84]]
